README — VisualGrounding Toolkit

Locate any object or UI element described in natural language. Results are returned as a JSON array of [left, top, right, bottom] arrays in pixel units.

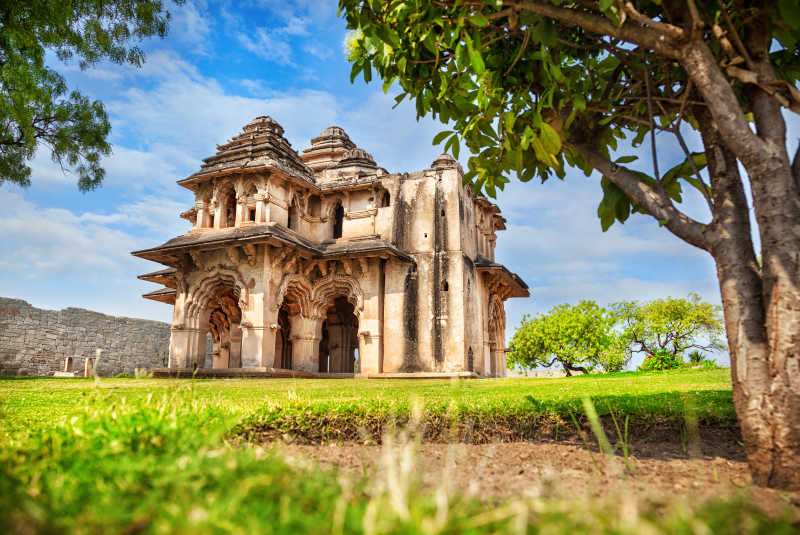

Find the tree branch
[[573, 142, 711, 251], [504, 1, 683, 58], [792, 141, 800, 195], [620, 0, 685, 40], [680, 40, 765, 164]]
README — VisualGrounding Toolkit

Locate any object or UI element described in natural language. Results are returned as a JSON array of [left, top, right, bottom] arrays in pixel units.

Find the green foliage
[[508, 301, 628, 374], [0, 1, 179, 190], [639, 348, 684, 372], [614, 293, 726, 358], [339, 1, 800, 224], [688, 350, 708, 365]]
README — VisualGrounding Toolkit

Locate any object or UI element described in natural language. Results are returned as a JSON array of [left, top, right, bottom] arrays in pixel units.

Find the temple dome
[[301, 126, 358, 175], [242, 115, 284, 136], [188, 115, 314, 184], [431, 153, 458, 169], [340, 147, 376, 165], [316, 126, 350, 139]]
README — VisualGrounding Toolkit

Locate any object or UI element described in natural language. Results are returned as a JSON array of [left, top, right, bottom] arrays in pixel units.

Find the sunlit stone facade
[[133, 116, 528, 377]]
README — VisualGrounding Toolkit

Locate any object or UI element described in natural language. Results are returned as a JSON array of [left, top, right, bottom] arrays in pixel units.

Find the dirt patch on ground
[[276, 437, 799, 518]]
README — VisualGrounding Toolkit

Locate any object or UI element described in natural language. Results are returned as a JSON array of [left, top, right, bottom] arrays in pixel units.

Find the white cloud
[[169, 1, 212, 50], [236, 16, 310, 65]]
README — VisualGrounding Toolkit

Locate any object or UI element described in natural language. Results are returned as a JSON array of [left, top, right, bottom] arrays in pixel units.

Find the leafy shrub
[[638, 349, 683, 371], [113, 372, 133, 378], [687, 350, 707, 364]]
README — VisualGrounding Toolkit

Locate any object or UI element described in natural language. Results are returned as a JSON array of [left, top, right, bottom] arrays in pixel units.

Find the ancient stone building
[[133, 116, 528, 377]]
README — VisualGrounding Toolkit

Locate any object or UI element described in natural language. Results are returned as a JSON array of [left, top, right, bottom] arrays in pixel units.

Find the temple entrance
[[205, 286, 242, 369], [318, 296, 358, 373], [275, 304, 293, 369]]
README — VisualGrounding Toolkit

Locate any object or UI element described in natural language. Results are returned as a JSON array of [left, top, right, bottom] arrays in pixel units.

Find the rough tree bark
[[531, 1, 800, 488], [683, 23, 800, 488]]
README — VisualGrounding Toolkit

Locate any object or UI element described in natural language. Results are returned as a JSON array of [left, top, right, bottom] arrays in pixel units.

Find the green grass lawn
[[0, 368, 794, 534], [0, 368, 735, 437]]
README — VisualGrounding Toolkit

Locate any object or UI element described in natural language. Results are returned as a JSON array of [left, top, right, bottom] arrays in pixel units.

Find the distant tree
[[613, 294, 726, 360], [340, 0, 800, 488], [0, 1, 181, 191], [508, 301, 626, 375]]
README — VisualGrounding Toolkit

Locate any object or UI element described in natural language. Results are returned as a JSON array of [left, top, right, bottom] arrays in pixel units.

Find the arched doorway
[[204, 285, 242, 369], [275, 304, 293, 369], [318, 296, 358, 373]]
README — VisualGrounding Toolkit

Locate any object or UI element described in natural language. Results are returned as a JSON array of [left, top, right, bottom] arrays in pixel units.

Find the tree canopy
[[614, 293, 726, 358], [340, 0, 800, 489], [0, 1, 180, 191], [508, 300, 626, 375]]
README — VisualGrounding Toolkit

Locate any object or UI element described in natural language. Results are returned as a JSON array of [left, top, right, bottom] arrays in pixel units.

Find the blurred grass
[[2, 368, 793, 534]]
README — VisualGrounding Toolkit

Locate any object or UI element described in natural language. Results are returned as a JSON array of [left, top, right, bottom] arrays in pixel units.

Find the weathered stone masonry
[[0, 297, 169, 376], [133, 117, 529, 377]]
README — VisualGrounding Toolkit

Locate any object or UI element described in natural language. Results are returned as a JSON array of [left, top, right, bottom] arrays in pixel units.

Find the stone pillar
[[215, 340, 230, 369], [240, 326, 277, 368], [169, 328, 192, 368], [358, 333, 381, 374], [255, 195, 266, 223], [229, 324, 242, 368], [84, 357, 95, 377], [64, 356, 73, 373], [290, 314, 322, 373], [213, 200, 222, 229], [235, 200, 244, 227], [327, 324, 346, 372], [195, 201, 207, 229], [187, 328, 206, 368]]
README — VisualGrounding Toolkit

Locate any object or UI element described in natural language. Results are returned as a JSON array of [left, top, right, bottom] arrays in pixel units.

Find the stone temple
[[133, 116, 528, 377]]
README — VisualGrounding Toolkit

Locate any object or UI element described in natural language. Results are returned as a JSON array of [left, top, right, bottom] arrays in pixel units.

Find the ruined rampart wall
[[0, 297, 169, 376]]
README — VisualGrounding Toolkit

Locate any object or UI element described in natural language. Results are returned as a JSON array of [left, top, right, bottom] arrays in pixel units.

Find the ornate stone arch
[[273, 273, 313, 316], [487, 293, 506, 376], [185, 266, 250, 322], [310, 273, 364, 320], [487, 294, 506, 343]]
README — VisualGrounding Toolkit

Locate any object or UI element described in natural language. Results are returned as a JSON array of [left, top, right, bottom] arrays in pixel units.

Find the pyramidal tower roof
[[184, 116, 314, 185], [301, 125, 357, 175]]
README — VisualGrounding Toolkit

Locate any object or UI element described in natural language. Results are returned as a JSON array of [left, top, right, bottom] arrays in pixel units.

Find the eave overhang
[[475, 256, 530, 298], [131, 224, 414, 267], [142, 287, 176, 304], [137, 267, 178, 288]]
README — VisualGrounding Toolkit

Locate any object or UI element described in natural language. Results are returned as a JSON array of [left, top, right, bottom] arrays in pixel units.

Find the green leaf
[[614, 155, 638, 164], [469, 13, 490, 27], [432, 130, 453, 145], [470, 47, 485, 74], [573, 94, 586, 112], [350, 62, 363, 83], [539, 123, 562, 155], [503, 111, 516, 132]]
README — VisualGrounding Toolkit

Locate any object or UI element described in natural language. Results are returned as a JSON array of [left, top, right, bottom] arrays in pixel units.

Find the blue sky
[[4, 0, 781, 366]]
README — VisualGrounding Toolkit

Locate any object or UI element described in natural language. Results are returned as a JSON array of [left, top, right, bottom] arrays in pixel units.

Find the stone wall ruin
[[0, 297, 170, 376]]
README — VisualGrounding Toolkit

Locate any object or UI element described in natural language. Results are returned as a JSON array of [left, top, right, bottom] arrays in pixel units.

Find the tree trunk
[[696, 103, 800, 489]]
